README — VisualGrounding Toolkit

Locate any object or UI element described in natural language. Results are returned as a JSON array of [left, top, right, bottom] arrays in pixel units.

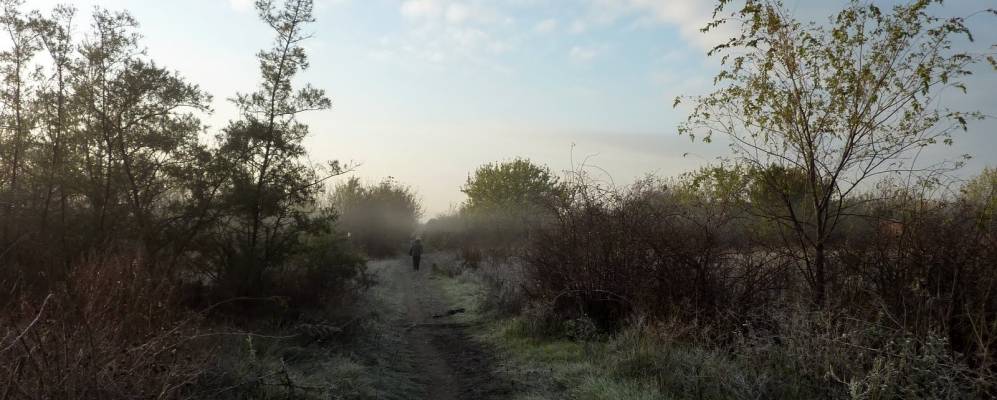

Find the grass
[[435, 266, 997, 400], [431, 267, 668, 400], [428, 259, 860, 400], [198, 260, 430, 400]]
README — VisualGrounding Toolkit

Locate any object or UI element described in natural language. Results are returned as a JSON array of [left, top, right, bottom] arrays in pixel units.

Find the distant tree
[[331, 176, 422, 257], [461, 158, 561, 215], [963, 167, 997, 228], [456, 158, 562, 258], [677, 164, 751, 206], [679, 0, 996, 305], [963, 167, 997, 206]]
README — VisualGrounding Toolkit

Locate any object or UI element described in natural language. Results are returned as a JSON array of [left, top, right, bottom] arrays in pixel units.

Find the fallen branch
[[432, 308, 466, 319], [0, 293, 53, 354]]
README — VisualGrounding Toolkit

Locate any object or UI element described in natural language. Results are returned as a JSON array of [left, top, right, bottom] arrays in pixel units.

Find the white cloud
[[534, 18, 558, 34], [316, 0, 352, 10], [401, 0, 443, 19], [570, 44, 605, 62], [627, 0, 728, 51], [401, 1, 503, 25], [446, 3, 471, 24], [571, 0, 734, 51], [569, 19, 589, 34], [450, 27, 488, 48], [229, 0, 254, 12], [391, 0, 517, 65]]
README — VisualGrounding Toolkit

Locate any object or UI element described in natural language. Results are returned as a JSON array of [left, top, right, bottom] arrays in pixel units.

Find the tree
[[216, 0, 341, 294], [33, 5, 75, 244], [456, 158, 562, 258], [73, 9, 210, 255], [331, 176, 422, 257], [962, 167, 997, 228], [461, 158, 560, 215], [679, 0, 996, 305], [963, 167, 997, 206], [0, 0, 39, 247]]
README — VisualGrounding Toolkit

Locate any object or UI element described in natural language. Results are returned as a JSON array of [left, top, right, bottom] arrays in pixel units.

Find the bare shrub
[[525, 172, 787, 332], [516, 165, 997, 395], [835, 192, 997, 376], [0, 254, 208, 399], [269, 229, 371, 312]]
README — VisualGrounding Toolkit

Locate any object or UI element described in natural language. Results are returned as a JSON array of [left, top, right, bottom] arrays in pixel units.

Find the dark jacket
[[409, 241, 423, 257]]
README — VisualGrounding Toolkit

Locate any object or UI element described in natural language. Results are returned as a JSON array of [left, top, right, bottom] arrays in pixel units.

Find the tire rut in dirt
[[421, 326, 513, 400]]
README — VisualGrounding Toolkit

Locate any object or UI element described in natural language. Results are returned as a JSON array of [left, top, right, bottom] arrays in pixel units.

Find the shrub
[[271, 227, 371, 311], [331, 176, 422, 258], [525, 173, 786, 331], [0, 254, 208, 399]]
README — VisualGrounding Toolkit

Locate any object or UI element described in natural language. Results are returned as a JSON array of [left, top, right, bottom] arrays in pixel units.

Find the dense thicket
[[517, 166, 997, 397], [427, 1, 997, 398], [0, 0, 367, 397], [0, 0, 363, 298]]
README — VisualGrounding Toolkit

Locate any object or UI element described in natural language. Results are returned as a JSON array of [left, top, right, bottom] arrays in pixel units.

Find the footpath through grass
[[432, 266, 666, 400]]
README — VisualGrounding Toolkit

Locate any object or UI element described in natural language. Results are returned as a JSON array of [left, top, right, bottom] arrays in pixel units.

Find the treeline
[[425, 1, 997, 398], [0, 0, 371, 397]]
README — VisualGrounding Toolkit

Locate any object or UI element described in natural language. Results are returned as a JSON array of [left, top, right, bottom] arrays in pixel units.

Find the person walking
[[409, 238, 423, 270]]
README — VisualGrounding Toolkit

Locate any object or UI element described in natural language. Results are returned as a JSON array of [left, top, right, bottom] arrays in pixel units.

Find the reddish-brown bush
[[0, 254, 208, 399], [525, 178, 793, 332]]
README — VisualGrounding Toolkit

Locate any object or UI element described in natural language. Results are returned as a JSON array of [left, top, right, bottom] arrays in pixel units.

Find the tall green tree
[[218, 0, 340, 293], [679, 0, 996, 305]]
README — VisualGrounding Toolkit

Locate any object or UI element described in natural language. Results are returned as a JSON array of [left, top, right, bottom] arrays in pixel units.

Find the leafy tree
[[216, 0, 341, 294], [677, 164, 751, 206], [331, 176, 422, 257], [963, 167, 997, 206], [455, 158, 562, 259], [963, 167, 997, 227], [679, 0, 996, 305], [73, 9, 210, 254], [461, 158, 560, 215]]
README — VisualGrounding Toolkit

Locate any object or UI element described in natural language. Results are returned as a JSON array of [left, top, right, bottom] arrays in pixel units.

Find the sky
[[22, 0, 997, 217]]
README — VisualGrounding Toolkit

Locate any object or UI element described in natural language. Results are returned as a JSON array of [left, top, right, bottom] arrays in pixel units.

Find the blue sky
[[24, 0, 997, 215]]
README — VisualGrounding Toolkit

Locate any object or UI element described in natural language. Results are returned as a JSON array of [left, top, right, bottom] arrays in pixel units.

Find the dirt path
[[370, 255, 513, 400]]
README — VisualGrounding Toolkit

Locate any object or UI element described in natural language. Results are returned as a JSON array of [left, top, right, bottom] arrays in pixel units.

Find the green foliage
[[209, 0, 349, 296], [425, 159, 562, 268], [461, 158, 561, 215], [675, 164, 750, 206], [680, 0, 996, 305], [331, 176, 422, 257], [0, 0, 365, 366], [962, 166, 997, 211]]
